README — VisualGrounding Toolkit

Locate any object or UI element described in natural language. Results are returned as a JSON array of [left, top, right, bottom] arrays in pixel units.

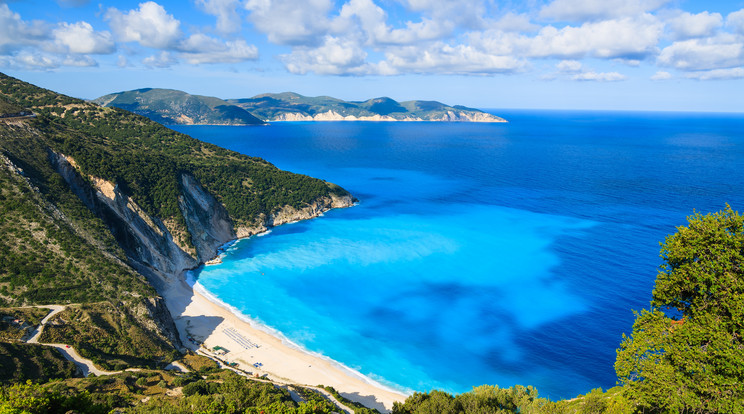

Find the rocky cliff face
[[49, 151, 197, 286], [178, 173, 236, 263], [49, 151, 355, 276], [270, 109, 506, 122], [48, 151, 354, 353]]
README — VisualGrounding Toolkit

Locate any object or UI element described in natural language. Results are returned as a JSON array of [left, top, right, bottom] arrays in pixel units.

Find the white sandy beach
[[162, 272, 407, 413]]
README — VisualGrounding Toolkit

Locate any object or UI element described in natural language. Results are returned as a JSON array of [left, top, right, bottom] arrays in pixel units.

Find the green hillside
[[92, 88, 265, 125], [0, 72, 350, 371], [229, 92, 507, 122]]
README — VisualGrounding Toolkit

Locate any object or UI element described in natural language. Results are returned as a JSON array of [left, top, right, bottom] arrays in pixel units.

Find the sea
[[171, 109, 744, 400]]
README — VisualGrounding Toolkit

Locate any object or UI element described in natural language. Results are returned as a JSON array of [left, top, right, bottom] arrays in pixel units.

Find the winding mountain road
[[27, 305, 121, 377]]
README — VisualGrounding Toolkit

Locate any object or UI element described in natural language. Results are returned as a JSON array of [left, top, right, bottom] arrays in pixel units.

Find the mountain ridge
[[93, 88, 507, 124]]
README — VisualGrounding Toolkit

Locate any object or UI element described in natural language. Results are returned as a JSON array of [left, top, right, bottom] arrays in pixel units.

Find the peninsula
[[93, 89, 506, 125]]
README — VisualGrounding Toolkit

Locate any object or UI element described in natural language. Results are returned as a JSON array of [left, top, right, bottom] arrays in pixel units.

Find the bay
[[171, 110, 744, 399]]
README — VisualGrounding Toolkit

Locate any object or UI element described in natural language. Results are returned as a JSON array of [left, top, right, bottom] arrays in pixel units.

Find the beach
[[162, 271, 407, 413]]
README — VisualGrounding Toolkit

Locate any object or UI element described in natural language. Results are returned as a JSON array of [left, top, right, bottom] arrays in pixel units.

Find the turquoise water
[[173, 110, 744, 399]]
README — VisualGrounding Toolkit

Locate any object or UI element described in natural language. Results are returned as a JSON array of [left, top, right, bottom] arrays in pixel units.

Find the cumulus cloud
[[557, 59, 582, 72], [571, 71, 627, 81], [539, 0, 669, 22], [658, 35, 744, 71], [52, 22, 114, 54], [651, 70, 672, 80], [106, 2, 182, 49], [528, 15, 663, 59], [142, 51, 177, 67], [685, 67, 744, 80], [282, 36, 369, 74], [403, 0, 489, 30], [180, 36, 259, 63], [493, 13, 541, 33], [0, 4, 49, 54], [667, 11, 722, 40], [380, 43, 526, 75], [727, 9, 744, 35], [244, 0, 334, 45], [196, 0, 243, 35]]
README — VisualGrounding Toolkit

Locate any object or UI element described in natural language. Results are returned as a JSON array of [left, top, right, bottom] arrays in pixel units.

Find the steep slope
[[92, 88, 265, 125], [0, 72, 353, 371], [229, 92, 507, 122]]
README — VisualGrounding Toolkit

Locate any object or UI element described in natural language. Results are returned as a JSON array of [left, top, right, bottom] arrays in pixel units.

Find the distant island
[[92, 89, 506, 125]]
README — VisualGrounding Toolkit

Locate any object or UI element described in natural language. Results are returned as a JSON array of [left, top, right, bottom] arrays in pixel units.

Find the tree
[[615, 206, 744, 413]]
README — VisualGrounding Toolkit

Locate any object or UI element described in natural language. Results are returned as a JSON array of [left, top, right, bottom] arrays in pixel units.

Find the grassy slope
[[93, 88, 265, 125]]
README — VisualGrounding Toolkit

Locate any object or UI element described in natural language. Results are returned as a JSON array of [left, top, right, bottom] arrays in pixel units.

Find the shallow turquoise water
[[176, 110, 744, 399]]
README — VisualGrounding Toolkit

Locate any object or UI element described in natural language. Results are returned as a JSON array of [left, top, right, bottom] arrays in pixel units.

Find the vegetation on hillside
[[0, 370, 359, 414], [92, 88, 265, 125], [616, 206, 744, 413], [0, 73, 348, 232], [228, 92, 506, 121], [38, 302, 181, 370], [0, 343, 77, 384]]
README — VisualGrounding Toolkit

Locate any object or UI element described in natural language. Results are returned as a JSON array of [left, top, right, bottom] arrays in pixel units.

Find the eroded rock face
[[49, 152, 355, 272], [49, 151, 197, 279], [178, 173, 236, 263]]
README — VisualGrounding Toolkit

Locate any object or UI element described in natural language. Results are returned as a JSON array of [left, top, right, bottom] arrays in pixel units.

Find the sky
[[1, 0, 743, 112]]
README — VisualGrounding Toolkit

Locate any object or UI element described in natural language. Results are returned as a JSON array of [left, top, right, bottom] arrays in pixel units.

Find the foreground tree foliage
[[616, 206, 744, 413]]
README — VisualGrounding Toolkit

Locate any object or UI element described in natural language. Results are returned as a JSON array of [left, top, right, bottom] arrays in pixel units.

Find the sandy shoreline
[[162, 270, 407, 412]]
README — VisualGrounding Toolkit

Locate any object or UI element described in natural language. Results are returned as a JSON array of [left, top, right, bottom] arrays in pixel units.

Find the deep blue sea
[[172, 110, 744, 400]]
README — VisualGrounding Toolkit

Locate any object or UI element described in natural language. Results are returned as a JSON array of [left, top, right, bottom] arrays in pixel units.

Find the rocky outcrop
[[49, 152, 355, 270], [270, 110, 505, 122], [131, 297, 183, 349], [234, 193, 356, 238], [178, 173, 236, 263], [49, 151, 197, 284]]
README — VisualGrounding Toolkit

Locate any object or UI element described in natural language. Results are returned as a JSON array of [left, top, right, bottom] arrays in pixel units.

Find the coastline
[[162, 267, 408, 413]]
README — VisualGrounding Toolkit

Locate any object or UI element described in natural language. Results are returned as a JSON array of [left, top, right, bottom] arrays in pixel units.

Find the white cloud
[[571, 71, 627, 81], [14, 53, 59, 69], [142, 51, 177, 67], [403, 0, 489, 30], [651, 70, 672, 80], [539, 0, 669, 22], [528, 15, 663, 59], [667, 11, 722, 40], [117, 54, 129, 67], [727, 9, 744, 35], [557, 59, 582, 72], [196, 0, 242, 35], [62, 54, 97, 66], [335, 0, 453, 45], [685, 67, 744, 80], [380, 43, 526, 75], [493, 13, 540, 33], [282, 36, 369, 74], [52, 22, 114, 54], [106, 1, 182, 49], [244, 0, 333, 45], [658, 35, 744, 71], [180, 38, 259, 64], [0, 4, 49, 54]]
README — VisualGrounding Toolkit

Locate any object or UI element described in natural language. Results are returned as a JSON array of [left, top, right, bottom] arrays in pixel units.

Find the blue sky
[[1, 0, 743, 111]]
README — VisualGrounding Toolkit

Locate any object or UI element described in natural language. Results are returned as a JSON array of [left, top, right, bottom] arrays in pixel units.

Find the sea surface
[[172, 110, 744, 400]]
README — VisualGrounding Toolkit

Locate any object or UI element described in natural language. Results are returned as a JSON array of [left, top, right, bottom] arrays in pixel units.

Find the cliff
[[94, 89, 506, 124], [0, 72, 354, 369], [231, 93, 507, 122]]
